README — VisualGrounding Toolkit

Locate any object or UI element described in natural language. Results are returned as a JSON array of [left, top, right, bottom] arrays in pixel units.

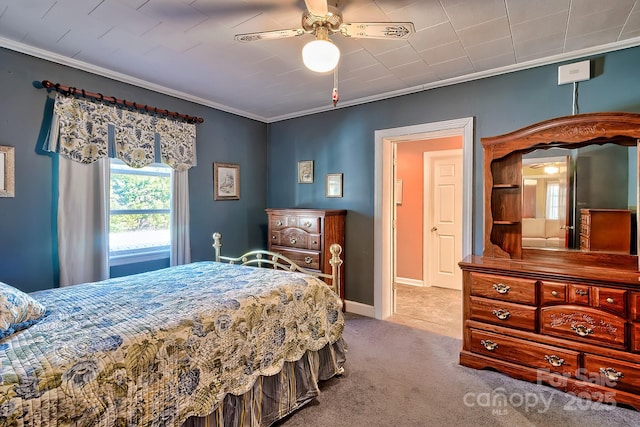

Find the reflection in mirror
[[522, 156, 569, 250], [522, 143, 638, 254]]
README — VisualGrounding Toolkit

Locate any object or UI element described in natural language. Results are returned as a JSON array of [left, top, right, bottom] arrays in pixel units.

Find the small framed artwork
[[0, 145, 15, 198], [298, 160, 314, 183], [325, 173, 343, 198], [213, 162, 240, 200]]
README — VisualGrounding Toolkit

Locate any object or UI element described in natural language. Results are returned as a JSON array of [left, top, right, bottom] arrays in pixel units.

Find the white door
[[424, 150, 463, 290]]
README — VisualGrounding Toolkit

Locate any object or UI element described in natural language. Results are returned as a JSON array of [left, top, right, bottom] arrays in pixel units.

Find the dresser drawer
[[470, 272, 536, 305], [469, 297, 537, 331], [269, 215, 320, 233], [568, 284, 591, 305], [580, 235, 590, 250], [594, 288, 626, 317], [584, 354, 640, 394], [630, 324, 640, 352], [270, 215, 288, 230], [272, 248, 320, 270], [629, 293, 640, 321], [470, 329, 579, 375], [272, 228, 321, 250], [540, 281, 567, 305], [540, 306, 626, 349]]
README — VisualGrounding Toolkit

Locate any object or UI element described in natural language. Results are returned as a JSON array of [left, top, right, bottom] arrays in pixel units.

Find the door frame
[[374, 117, 474, 320]]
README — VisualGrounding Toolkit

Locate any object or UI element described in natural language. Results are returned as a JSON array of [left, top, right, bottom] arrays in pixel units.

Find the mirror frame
[[482, 112, 640, 270]]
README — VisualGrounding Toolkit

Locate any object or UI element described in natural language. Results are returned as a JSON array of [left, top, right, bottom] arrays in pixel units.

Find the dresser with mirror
[[459, 112, 640, 408]]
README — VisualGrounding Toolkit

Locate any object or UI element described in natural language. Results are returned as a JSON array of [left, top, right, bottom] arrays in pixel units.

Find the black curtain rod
[[41, 80, 204, 124]]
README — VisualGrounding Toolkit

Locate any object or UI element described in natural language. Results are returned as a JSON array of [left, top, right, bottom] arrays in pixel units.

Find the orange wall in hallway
[[396, 136, 462, 283]]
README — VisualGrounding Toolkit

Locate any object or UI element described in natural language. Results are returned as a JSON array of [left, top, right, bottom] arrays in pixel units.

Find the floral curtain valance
[[45, 94, 196, 171]]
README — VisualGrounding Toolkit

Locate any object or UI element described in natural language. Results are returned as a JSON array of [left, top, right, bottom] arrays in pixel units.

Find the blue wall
[[268, 46, 640, 305], [2, 45, 640, 305], [0, 47, 268, 292]]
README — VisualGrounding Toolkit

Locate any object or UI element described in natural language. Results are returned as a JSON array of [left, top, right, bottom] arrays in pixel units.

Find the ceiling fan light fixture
[[302, 27, 340, 73]]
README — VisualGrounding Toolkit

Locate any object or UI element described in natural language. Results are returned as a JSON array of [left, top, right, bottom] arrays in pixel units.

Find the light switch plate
[[558, 60, 591, 85]]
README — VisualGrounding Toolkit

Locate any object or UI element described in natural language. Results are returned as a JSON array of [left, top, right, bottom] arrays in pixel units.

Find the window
[[109, 159, 171, 265], [545, 181, 560, 220]]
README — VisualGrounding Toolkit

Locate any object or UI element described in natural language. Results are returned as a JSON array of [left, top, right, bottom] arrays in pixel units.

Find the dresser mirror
[[521, 143, 637, 253], [481, 112, 640, 269]]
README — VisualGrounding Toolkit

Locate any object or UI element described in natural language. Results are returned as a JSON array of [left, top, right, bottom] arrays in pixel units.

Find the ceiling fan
[[234, 0, 415, 73]]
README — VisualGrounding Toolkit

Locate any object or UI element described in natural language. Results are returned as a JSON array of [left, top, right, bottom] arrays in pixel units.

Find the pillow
[[0, 282, 46, 340]]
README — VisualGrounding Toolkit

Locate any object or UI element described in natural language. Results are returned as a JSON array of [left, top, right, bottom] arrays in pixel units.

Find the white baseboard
[[395, 277, 424, 287], [345, 300, 375, 317]]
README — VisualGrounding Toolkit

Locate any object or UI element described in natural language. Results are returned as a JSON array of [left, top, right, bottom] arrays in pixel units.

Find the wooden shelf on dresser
[[266, 208, 346, 302]]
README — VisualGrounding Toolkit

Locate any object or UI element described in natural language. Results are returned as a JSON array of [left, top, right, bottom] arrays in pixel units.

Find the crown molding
[[0, 36, 269, 123], [267, 37, 640, 122], [2, 35, 639, 124]]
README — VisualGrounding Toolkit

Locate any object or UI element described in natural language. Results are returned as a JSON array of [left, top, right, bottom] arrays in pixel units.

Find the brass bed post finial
[[329, 243, 343, 296], [212, 232, 222, 262]]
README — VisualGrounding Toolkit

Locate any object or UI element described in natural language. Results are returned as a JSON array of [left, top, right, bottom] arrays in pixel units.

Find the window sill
[[109, 247, 170, 266]]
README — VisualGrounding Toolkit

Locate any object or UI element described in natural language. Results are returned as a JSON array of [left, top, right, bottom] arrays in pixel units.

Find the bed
[[0, 233, 346, 427]]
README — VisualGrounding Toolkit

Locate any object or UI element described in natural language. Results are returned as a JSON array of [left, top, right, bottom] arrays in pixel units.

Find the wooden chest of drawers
[[459, 256, 640, 409], [266, 208, 346, 301], [579, 209, 631, 253]]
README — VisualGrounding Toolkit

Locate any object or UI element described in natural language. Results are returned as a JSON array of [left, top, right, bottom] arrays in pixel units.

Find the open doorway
[[388, 140, 463, 337], [373, 118, 474, 335]]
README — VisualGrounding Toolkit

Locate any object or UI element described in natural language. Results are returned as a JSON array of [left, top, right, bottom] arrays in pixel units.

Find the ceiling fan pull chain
[[332, 66, 339, 107]]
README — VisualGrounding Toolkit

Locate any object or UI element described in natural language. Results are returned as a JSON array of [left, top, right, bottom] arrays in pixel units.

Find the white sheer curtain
[[171, 170, 191, 266], [58, 157, 110, 286]]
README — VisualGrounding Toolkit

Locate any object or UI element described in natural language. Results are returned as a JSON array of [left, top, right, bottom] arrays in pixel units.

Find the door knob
[[431, 226, 438, 232]]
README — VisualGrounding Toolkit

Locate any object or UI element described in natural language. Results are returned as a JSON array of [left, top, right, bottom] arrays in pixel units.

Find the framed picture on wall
[[298, 160, 314, 183], [213, 162, 240, 200], [0, 145, 15, 198], [325, 173, 343, 198]]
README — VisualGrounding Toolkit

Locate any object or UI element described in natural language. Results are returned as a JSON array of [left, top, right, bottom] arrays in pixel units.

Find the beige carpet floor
[[277, 313, 640, 427], [388, 284, 462, 339]]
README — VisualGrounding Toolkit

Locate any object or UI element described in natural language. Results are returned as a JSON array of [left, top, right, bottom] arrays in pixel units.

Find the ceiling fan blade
[[304, 0, 329, 16], [235, 28, 306, 43], [339, 22, 415, 40]]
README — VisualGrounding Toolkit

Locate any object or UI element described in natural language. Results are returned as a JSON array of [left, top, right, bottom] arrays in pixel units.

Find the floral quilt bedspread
[[0, 262, 344, 427]]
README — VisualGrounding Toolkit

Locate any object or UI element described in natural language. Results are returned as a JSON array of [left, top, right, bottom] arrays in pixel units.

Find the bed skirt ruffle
[[182, 338, 347, 427]]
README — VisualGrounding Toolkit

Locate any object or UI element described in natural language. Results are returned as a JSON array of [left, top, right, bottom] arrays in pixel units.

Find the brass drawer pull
[[544, 355, 565, 367], [312, 240, 318, 245], [290, 237, 297, 244], [480, 339, 498, 351], [304, 221, 312, 228], [599, 367, 624, 382], [304, 256, 313, 264], [606, 297, 614, 304], [276, 220, 283, 226], [272, 235, 277, 239], [551, 290, 559, 297], [571, 324, 593, 337], [492, 283, 510, 294], [492, 309, 511, 320], [575, 289, 589, 296]]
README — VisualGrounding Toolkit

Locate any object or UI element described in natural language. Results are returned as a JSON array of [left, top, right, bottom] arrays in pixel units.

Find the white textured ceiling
[[1, 0, 639, 122]]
